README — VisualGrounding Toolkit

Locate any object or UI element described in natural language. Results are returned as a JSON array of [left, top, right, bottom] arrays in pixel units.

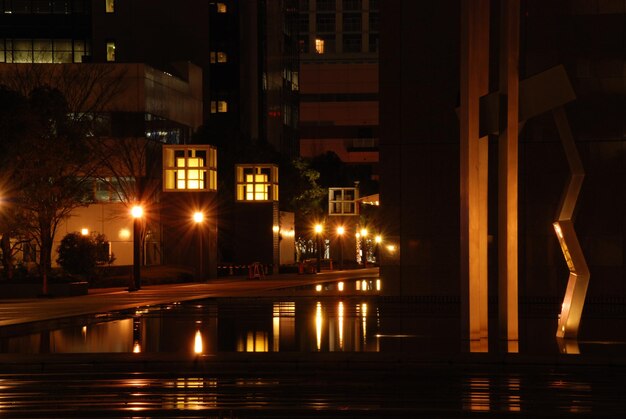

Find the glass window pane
[[106, 41, 115, 61]]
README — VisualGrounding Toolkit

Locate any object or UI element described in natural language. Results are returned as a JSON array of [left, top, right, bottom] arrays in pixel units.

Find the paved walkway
[[0, 268, 380, 329]]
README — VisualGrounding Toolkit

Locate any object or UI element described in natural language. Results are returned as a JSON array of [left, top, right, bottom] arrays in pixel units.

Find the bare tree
[[0, 64, 127, 294]]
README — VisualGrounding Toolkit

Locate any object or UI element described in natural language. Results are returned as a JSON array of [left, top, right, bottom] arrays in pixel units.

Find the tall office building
[[298, 0, 379, 183]]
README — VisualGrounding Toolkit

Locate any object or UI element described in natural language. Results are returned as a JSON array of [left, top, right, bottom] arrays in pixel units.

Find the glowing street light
[[130, 204, 143, 291], [314, 223, 323, 273], [193, 211, 205, 279]]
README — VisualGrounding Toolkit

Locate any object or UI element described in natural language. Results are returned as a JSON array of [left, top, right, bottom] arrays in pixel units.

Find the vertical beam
[[498, 0, 520, 344], [460, 0, 489, 342]]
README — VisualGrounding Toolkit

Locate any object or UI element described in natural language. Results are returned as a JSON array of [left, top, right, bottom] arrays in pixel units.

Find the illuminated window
[[217, 2, 227, 13], [315, 38, 324, 54], [106, 41, 115, 62], [236, 164, 279, 202], [105, 0, 115, 13], [210, 100, 228, 113], [163, 145, 217, 192], [328, 187, 359, 215], [210, 51, 228, 63]]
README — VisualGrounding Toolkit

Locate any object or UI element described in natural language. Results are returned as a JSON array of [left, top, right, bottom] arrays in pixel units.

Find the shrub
[[56, 232, 97, 277]]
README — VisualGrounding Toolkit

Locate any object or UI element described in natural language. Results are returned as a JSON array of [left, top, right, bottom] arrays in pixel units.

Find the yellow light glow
[[337, 226, 345, 235], [119, 228, 131, 240], [376, 279, 381, 291], [386, 244, 397, 253], [314, 224, 323, 234], [315, 284, 322, 292], [131, 205, 143, 219], [245, 173, 269, 200], [360, 228, 368, 237], [193, 211, 204, 223], [316, 302, 323, 351], [315, 38, 324, 54], [81, 228, 89, 236], [553, 222, 563, 239], [362, 303, 368, 343], [355, 232, 360, 239], [272, 225, 280, 233], [176, 156, 205, 190], [338, 301, 344, 350], [194, 330, 203, 354], [338, 282, 344, 291], [375, 235, 382, 244], [361, 280, 367, 291], [133, 341, 141, 353]]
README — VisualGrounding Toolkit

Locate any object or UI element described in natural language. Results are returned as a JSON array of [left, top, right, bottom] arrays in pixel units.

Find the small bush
[[57, 232, 98, 277]]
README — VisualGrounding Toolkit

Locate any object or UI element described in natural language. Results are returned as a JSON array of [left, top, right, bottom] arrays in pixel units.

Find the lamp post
[[360, 228, 368, 268], [130, 205, 143, 291], [193, 211, 204, 279], [314, 223, 323, 273], [336, 226, 345, 270]]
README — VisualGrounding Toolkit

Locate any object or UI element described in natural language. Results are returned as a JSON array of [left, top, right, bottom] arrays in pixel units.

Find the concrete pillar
[[498, 0, 520, 345], [460, 0, 490, 343]]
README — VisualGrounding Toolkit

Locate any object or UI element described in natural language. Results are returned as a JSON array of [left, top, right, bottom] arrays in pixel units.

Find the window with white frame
[[163, 145, 217, 192]]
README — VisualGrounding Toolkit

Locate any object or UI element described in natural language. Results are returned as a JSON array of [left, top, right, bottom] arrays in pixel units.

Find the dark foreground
[[1, 352, 625, 417]]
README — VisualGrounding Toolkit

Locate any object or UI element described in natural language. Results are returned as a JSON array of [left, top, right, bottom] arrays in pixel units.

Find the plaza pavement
[[0, 268, 380, 331]]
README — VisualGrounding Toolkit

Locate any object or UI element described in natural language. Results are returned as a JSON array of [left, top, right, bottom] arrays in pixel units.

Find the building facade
[[379, 0, 626, 302], [298, 0, 379, 179]]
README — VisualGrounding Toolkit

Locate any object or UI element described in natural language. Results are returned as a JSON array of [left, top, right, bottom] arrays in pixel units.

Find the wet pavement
[[2, 268, 626, 417], [0, 269, 379, 331]]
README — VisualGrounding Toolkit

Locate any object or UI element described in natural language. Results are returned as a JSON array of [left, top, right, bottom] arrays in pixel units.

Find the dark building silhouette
[[380, 0, 626, 302]]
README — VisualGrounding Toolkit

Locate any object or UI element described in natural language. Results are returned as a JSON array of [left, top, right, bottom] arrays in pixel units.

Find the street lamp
[[193, 211, 204, 279], [130, 205, 143, 291], [314, 223, 323, 273], [336, 226, 345, 270], [360, 228, 368, 267]]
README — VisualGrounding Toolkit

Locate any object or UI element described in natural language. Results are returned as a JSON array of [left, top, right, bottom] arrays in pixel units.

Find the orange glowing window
[[315, 38, 324, 54]]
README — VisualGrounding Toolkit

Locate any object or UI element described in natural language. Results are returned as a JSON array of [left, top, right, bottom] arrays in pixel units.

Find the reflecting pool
[[2, 278, 626, 357]]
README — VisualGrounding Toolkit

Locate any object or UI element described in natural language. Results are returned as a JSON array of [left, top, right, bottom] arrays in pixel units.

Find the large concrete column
[[498, 0, 520, 345], [460, 0, 490, 343]]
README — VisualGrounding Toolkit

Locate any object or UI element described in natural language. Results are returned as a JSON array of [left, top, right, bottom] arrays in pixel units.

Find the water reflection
[[1, 283, 625, 356]]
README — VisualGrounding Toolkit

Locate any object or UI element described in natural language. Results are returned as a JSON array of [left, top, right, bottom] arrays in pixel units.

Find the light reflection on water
[[2, 278, 626, 356]]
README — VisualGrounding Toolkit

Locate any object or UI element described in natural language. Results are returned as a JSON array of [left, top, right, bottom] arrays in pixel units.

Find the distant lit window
[[217, 2, 227, 13], [163, 146, 217, 192], [329, 188, 359, 216], [210, 51, 227, 63], [315, 38, 324, 54], [106, 41, 115, 61], [0, 38, 89, 63], [210, 100, 228, 113], [105, 0, 115, 13], [236, 165, 279, 202]]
